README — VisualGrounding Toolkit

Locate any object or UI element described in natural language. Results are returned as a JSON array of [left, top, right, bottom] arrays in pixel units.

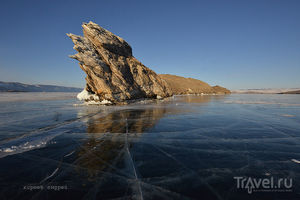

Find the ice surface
[[0, 94, 300, 199], [0, 92, 77, 102]]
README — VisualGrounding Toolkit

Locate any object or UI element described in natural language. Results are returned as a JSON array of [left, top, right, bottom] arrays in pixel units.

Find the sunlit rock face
[[211, 85, 231, 94], [158, 74, 231, 95], [67, 21, 172, 104]]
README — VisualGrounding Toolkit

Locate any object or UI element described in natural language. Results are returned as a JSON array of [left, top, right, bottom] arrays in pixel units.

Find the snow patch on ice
[[83, 99, 112, 105], [76, 89, 112, 105], [77, 89, 99, 101], [291, 159, 300, 164], [0, 141, 47, 157], [0, 131, 66, 158]]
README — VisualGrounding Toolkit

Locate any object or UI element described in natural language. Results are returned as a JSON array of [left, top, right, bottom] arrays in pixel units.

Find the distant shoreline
[[232, 88, 300, 94], [0, 92, 77, 102], [0, 81, 82, 93], [0, 90, 80, 93], [231, 92, 300, 94]]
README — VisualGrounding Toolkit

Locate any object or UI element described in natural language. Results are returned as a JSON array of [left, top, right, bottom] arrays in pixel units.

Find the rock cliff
[[68, 21, 230, 104], [67, 21, 172, 104]]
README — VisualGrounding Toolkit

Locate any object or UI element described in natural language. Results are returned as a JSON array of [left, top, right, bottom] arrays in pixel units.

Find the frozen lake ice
[[0, 93, 300, 199]]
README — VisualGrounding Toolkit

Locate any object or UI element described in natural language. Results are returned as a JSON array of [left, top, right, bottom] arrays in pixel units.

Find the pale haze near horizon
[[0, 0, 299, 90]]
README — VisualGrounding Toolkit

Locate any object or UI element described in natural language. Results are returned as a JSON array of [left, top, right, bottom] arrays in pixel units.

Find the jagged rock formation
[[159, 74, 230, 95], [67, 21, 172, 104], [68, 21, 230, 104]]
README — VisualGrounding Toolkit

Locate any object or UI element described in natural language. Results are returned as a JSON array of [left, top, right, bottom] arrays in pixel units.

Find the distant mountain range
[[0, 81, 82, 92], [232, 88, 300, 94]]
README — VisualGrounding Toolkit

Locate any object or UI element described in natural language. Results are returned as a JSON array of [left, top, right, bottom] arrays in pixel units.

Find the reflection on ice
[[76, 107, 168, 179]]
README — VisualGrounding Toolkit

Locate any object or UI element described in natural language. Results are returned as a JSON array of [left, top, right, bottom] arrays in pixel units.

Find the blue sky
[[0, 0, 299, 90]]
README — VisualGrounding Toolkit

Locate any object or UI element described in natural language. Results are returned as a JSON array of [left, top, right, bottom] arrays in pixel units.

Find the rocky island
[[68, 21, 230, 104]]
